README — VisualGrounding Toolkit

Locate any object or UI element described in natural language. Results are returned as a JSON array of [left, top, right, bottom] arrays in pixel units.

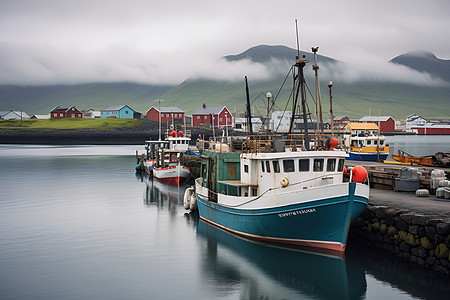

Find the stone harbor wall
[[350, 205, 450, 278]]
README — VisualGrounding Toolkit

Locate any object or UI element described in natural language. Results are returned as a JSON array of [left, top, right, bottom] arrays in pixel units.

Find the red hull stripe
[[154, 175, 188, 186], [199, 216, 346, 258]]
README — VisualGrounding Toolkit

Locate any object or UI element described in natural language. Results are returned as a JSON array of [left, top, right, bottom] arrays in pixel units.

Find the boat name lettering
[[278, 208, 316, 218]]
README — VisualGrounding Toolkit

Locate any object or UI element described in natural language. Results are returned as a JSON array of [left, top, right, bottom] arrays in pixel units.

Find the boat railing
[[207, 133, 344, 154]]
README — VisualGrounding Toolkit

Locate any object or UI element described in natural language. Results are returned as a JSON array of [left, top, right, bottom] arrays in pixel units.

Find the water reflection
[[134, 166, 450, 300], [196, 220, 367, 300], [136, 172, 192, 213], [346, 240, 450, 300]]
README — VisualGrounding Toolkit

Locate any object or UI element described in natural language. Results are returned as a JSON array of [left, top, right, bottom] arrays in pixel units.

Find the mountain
[[0, 45, 449, 119], [390, 50, 450, 82], [224, 44, 336, 64]]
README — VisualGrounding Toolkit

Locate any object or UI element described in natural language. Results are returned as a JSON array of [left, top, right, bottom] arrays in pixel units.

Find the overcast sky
[[1, 0, 449, 86]]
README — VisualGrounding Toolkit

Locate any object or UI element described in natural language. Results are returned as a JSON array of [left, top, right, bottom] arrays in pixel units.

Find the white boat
[[136, 128, 193, 186]]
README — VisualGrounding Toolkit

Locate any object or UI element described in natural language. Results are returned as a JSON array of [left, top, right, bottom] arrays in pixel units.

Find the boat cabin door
[[207, 156, 218, 203]]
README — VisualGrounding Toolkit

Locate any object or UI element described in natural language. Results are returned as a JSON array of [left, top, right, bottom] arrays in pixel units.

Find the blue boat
[[347, 151, 389, 162], [194, 144, 369, 255], [343, 124, 390, 162]]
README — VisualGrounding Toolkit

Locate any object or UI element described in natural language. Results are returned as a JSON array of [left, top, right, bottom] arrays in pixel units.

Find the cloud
[[1, 0, 450, 86], [0, 42, 447, 87], [0, 43, 283, 85], [319, 58, 448, 87]]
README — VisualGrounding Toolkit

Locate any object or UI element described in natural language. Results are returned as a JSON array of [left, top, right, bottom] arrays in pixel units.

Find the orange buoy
[[352, 165, 368, 183], [178, 130, 183, 137], [330, 138, 338, 149], [170, 130, 176, 137]]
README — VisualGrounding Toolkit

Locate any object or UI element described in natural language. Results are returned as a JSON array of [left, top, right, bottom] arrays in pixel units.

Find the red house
[[147, 106, 185, 123], [359, 116, 395, 133], [50, 106, 83, 119], [192, 104, 232, 129]]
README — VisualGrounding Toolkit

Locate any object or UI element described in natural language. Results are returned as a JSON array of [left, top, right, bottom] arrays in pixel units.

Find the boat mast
[[288, 57, 310, 149], [312, 47, 324, 133], [244, 76, 253, 133], [288, 20, 310, 149]]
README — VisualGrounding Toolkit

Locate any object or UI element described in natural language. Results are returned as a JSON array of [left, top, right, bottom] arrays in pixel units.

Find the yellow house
[[344, 122, 379, 136]]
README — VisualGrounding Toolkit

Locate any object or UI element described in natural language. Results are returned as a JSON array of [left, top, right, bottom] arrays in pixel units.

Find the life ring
[[280, 177, 289, 188]]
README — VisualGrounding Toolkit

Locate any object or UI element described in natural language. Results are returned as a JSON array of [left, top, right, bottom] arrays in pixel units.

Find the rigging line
[[275, 67, 297, 132], [269, 65, 295, 112], [262, 65, 294, 130], [275, 83, 296, 133]]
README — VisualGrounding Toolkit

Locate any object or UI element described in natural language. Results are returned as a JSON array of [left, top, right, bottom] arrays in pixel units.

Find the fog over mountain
[[1, 45, 449, 119]]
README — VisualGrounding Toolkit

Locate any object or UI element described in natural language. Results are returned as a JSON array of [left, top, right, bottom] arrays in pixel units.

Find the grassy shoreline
[[0, 118, 143, 130], [0, 119, 216, 145]]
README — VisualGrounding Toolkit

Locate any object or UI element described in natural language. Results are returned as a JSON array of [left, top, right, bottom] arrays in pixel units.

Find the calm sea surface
[[0, 138, 449, 300]]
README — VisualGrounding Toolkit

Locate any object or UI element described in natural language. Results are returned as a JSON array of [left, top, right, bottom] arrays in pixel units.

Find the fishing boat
[[136, 126, 192, 186], [191, 55, 369, 255], [343, 123, 389, 162], [151, 150, 191, 186]]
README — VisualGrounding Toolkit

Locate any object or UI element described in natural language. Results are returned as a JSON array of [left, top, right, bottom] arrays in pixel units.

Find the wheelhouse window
[[261, 161, 265, 172], [313, 158, 324, 172], [338, 159, 345, 172], [380, 140, 384, 145], [283, 159, 295, 172], [367, 140, 372, 145], [273, 161, 280, 173], [299, 159, 309, 172], [327, 159, 336, 172], [265, 161, 271, 173], [244, 164, 249, 173]]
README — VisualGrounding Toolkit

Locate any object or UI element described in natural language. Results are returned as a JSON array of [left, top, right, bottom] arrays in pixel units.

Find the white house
[[406, 114, 426, 130], [234, 117, 263, 132], [0, 110, 30, 120], [271, 111, 292, 132]]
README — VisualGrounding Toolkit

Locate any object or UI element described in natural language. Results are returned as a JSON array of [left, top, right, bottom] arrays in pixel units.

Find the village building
[[191, 104, 232, 129], [0, 110, 30, 120], [101, 105, 136, 119], [359, 116, 395, 133], [83, 109, 101, 118], [50, 106, 82, 119], [234, 117, 264, 132], [406, 114, 450, 134], [30, 114, 50, 119], [343, 122, 379, 136], [146, 106, 185, 123]]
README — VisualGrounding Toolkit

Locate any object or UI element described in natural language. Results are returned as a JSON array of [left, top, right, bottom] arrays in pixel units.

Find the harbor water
[[0, 140, 449, 300]]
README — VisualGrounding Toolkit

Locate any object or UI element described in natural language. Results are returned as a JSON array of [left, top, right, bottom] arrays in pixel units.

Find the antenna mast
[[244, 76, 253, 133], [295, 19, 300, 59]]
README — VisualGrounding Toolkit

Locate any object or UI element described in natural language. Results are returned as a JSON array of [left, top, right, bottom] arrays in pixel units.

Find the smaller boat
[[152, 149, 191, 186], [343, 128, 389, 162], [136, 134, 192, 186], [392, 150, 450, 167]]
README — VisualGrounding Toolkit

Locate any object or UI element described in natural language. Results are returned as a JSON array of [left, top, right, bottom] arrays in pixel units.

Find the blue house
[[101, 105, 135, 119]]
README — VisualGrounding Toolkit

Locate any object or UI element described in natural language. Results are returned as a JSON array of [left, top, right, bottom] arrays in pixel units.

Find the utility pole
[[155, 99, 164, 141], [328, 81, 334, 135]]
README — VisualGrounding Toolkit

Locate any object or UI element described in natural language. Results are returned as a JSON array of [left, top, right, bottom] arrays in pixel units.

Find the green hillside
[[1, 45, 449, 120], [0, 82, 173, 115]]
